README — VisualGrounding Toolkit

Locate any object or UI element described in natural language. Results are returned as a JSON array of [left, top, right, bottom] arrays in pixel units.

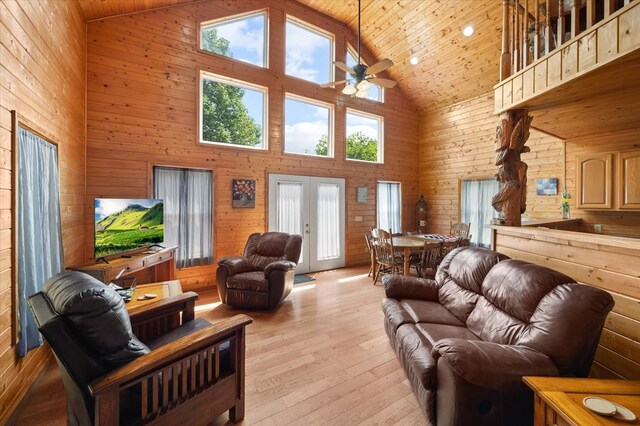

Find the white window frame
[[346, 45, 384, 103], [285, 15, 335, 84], [199, 9, 269, 68], [198, 70, 268, 150], [284, 93, 334, 158], [345, 108, 384, 164], [376, 181, 402, 233]]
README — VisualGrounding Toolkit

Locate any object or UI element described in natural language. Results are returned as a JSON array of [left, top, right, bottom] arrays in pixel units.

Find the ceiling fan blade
[[320, 80, 347, 88], [334, 61, 354, 74], [369, 77, 397, 88], [365, 58, 394, 75]]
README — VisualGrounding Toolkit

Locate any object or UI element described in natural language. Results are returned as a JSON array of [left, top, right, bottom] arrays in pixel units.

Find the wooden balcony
[[494, 0, 640, 139]]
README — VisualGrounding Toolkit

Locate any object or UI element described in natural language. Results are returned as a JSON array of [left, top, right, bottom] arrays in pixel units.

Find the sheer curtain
[[461, 179, 499, 247], [153, 166, 213, 268], [377, 182, 401, 233], [276, 182, 303, 262], [17, 128, 63, 357], [317, 183, 340, 260]]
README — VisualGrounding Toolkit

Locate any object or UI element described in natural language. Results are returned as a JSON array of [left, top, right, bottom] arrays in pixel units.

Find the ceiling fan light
[[356, 80, 371, 91], [355, 89, 369, 98], [342, 84, 357, 95]]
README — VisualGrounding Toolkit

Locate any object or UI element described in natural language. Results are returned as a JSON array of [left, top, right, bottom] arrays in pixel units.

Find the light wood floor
[[9, 266, 426, 425]]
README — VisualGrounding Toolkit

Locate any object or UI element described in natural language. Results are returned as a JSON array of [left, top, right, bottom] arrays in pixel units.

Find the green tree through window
[[315, 132, 378, 161], [201, 29, 262, 146]]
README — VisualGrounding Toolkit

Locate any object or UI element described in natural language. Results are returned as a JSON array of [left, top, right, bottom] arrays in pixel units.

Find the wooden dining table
[[391, 235, 431, 276]]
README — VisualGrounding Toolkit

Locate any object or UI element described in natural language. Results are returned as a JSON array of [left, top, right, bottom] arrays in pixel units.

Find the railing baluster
[[190, 354, 198, 392], [524, 0, 529, 67], [545, 0, 551, 54], [181, 359, 188, 398], [215, 344, 221, 380], [501, 0, 512, 80], [162, 367, 169, 409], [558, 0, 565, 46], [571, 0, 579, 38], [534, 0, 540, 60], [172, 364, 179, 404], [515, 0, 520, 72], [586, 0, 595, 28], [207, 347, 213, 383], [141, 378, 149, 419], [152, 375, 159, 415], [199, 350, 205, 387]]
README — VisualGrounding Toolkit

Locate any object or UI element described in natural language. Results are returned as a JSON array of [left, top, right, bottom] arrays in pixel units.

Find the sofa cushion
[[417, 323, 480, 346], [396, 325, 437, 391], [466, 297, 528, 345], [382, 299, 465, 339], [436, 247, 509, 323], [227, 271, 269, 292]]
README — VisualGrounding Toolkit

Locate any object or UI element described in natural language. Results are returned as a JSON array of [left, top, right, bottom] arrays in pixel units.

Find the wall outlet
[[355, 216, 363, 222], [594, 224, 602, 233]]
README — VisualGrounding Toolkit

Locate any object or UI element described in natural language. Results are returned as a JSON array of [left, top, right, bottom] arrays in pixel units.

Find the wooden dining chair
[[414, 240, 443, 279], [365, 232, 375, 278], [437, 238, 462, 267], [450, 222, 471, 239], [371, 228, 402, 284]]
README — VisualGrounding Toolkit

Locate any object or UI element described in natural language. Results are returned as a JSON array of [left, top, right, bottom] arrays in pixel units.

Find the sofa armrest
[[383, 275, 439, 301], [432, 339, 559, 392], [217, 256, 253, 275], [264, 260, 296, 278]]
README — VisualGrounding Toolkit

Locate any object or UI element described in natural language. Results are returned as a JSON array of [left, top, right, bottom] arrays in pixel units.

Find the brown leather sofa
[[382, 247, 614, 426], [217, 232, 302, 309]]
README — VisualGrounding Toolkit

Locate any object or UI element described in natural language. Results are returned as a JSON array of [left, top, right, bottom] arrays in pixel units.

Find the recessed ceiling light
[[410, 56, 419, 65], [463, 26, 474, 37]]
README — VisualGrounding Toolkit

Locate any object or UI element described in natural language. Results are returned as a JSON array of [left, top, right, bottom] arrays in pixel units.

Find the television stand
[[71, 246, 177, 284]]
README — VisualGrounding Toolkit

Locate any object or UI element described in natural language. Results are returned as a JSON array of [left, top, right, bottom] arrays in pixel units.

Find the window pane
[[317, 183, 340, 260], [377, 182, 401, 233], [286, 18, 332, 84], [346, 49, 382, 102], [461, 179, 499, 248], [200, 12, 266, 67], [285, 96, 331, 156], [200, 72, 266, 149], [346, 110, 382, 163]]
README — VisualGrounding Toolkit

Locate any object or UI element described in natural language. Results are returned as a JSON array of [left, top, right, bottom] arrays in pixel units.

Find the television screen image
[[94, 198, 164, 258]]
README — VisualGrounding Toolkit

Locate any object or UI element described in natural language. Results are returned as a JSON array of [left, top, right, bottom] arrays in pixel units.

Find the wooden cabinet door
[[576, 153, 613, 209], [617, 150, 640, 209]]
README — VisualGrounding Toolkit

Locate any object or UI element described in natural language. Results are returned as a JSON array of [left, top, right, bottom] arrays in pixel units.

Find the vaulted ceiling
[[77, 0, 503, 111]]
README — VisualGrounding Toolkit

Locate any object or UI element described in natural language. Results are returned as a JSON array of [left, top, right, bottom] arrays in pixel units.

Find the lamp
[[342, 84, 357, 95]]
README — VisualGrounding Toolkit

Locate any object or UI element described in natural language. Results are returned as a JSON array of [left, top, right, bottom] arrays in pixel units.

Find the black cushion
[[44, 271, 150, 368]]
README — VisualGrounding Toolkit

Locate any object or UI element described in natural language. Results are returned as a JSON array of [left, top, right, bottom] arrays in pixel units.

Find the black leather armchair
[[29, 271, 252, 425], [217, 232, 302, 309]]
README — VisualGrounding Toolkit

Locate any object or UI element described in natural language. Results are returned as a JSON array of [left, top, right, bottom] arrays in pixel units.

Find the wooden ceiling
[[77, 0, 503, 111]]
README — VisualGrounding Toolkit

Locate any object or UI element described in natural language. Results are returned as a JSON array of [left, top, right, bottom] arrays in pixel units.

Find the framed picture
[[536, 178, 558, 195], [232, 179, 256, 208], [356, 187, 368, 203]]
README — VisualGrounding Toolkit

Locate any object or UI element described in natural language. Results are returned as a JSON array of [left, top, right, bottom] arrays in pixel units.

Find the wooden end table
[[125, 280, 199, 343], [524, 376, 640, 426]]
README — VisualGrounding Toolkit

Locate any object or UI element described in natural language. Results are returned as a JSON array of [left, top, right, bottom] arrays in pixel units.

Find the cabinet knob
[[126, 267, 132, 272], [158, 256, 163, 261]]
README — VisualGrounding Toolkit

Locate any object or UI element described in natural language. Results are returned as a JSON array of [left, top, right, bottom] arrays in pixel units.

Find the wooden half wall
[[492, 226, 640, 380], [0, 0, 86, 422], [419, 93, 565, 234], [85, 0, 420, 289]]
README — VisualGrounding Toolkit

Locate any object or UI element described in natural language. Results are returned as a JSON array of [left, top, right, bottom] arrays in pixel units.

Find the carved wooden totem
[[491, 109, 532, 226]]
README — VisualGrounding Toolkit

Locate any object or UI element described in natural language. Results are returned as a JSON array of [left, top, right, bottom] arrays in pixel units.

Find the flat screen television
[[94, 198, 164, 259]]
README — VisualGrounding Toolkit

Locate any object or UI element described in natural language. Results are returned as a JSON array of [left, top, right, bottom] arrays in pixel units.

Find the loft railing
[[500, 0, 633, 80]]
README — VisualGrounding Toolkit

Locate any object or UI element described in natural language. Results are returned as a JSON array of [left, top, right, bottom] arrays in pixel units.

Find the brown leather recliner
[[382, 247, 614, 426], [217, 232, 302, 309]]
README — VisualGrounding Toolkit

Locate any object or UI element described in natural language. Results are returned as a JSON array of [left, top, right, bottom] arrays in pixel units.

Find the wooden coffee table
[[524, 376, 640, 426], [125, 280, 199, 343]]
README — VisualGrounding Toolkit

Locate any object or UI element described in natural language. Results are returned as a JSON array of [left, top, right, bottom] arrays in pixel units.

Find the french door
[[268, 174, 345, 273]]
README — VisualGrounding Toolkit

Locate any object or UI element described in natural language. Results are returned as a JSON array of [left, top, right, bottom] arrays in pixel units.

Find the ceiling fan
[[321, 0, 397, 97]]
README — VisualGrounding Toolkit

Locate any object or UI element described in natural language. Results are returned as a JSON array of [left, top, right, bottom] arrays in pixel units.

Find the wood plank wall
[[0, 0, 86, 422], [493, 227, 640, 380], [565, 129, 640, 237], [419, 93, 564, 234], [85, 0, 420, 290]]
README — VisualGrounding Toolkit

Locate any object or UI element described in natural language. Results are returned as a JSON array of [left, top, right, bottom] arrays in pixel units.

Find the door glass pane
[[276, 181, 304, 262], [317, 183, 340, 261]]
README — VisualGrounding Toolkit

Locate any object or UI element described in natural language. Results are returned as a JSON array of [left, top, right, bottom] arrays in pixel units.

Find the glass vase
[[561, 204, 570, 219]]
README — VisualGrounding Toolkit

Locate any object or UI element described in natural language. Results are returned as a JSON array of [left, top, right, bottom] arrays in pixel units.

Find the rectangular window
[[284, 94, 333, 157], [286, 16, 334, 84], [460, 179, 500, 248], [200, 10, 267, 67], [199, 71, 267, 149], [153, 166, 213, 268], [13, 117, 63, 356], [346, 109, 383, 163], [377, 181, 401, 233], [346, 47, 383, 102]]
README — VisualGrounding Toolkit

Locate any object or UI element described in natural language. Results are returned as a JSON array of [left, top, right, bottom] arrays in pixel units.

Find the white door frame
[[268, 173, 345, 273]]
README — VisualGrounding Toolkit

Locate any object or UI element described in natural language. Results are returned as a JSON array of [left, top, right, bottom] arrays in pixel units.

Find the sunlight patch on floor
[[291, 283, 316, 292], [194, 301, 223, 313], [337, 273, 369, 283]]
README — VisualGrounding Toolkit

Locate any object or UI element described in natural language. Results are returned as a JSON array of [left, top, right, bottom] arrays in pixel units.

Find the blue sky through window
[[201, 12, 266, 67], [285, 96, 330, 155], [286, 19, 332, 84]]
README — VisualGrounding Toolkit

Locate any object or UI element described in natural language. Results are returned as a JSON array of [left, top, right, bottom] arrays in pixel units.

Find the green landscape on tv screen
[[94, 198, 164, 258]]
